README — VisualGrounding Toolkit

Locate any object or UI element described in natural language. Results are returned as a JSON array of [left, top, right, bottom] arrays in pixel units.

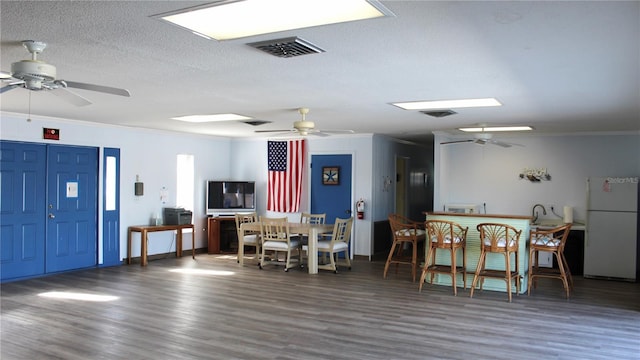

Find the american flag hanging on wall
[[267, 139, 305, 212]]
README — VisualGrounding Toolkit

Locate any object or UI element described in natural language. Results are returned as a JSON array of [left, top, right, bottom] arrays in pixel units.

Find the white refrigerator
[[585, 177, 639, 281]]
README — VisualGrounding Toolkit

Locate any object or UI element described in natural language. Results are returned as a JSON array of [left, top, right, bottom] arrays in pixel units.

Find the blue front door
[[46, 145, 98, 273], [0, 141, 47, 279], [1, 141, 100, 281]]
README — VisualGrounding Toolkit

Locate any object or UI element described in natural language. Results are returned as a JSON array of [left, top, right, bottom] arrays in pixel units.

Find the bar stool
[[470, 223, 522, 302], [528, 223, 573, 298], [419, 220, 468, 295], [385, 214, 426, 282]]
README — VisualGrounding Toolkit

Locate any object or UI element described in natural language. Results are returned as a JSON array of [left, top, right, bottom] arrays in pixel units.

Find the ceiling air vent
[[243, 120, 272, 126], [247, 37, 325, 58], [420, 110, 457, 118]]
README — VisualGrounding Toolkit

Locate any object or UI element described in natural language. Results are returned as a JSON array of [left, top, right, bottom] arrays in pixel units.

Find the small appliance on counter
[[163, 207, 193, 225], [443, 203, 481, 214]]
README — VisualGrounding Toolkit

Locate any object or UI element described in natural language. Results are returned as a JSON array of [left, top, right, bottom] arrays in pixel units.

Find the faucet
[[532, 204, 547, 223]]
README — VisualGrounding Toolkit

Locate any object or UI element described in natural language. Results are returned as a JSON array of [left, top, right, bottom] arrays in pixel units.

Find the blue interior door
[[0, 141, 47, 279], [46, 145, 98, 273], [310, 154, 353, 222]]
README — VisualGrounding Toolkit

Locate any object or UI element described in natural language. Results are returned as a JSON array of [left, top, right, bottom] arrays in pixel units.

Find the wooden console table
[[127, 224, 195, 266]]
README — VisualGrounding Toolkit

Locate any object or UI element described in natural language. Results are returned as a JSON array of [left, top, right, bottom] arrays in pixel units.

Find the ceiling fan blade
[[310, 131, 331, 137], [320, 129, 355, 134], [491, 140, 512, 148], [0, 84, 20, 94], [490, 139, 524, 147], [63, 80, 131, 97], [50, 88, 93, 107], [441, 139, 474, 145], [0, 70, 13, 79], [254, 129, 295, 133]]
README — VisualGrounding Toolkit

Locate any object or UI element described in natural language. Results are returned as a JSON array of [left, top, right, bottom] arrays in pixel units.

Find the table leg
[[141, 230, 148, 266], [127, 229, 133, 265], [238, 225, 245, 265], [191, 225, 195, 259], [308, 228, 318, 274], [176, 229, 183, 258]]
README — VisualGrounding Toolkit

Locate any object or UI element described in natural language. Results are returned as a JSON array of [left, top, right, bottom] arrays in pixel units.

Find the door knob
[[345, 209, 352, 214], [48, 213, 55, 219]]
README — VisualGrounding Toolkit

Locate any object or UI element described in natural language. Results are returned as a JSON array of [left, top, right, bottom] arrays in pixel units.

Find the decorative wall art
[[519, 167, 551, 182], [322, 166, 340, 185]]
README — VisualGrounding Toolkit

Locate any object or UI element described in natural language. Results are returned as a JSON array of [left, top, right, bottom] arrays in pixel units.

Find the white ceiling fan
[[441, 132, 522, 148], [255, 107, 354, 137], [0, 40, 130, 106]]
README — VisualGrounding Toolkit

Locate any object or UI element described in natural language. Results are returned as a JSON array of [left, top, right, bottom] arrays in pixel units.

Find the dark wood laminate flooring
[[2, 254, 639, 360]]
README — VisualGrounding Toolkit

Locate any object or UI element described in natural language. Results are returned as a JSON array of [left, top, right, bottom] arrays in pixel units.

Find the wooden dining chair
[[234, 212, 260, 264], [384, 214, 426, 282], [303, 217, 353, 273], [299, 212, 328, 263], [419, 220, 468, 295], [259, 216, 301, 272], [528, 223, 573, 298], [299, 213, 327, 241], [470, 223, 522, 302]]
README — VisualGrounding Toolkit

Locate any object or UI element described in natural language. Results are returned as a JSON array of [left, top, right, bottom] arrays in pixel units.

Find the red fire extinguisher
[[356, 198, 365, 219]]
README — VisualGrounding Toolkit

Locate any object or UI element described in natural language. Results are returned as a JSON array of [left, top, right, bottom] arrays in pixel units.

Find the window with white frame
[[176, 154, 194, 211]]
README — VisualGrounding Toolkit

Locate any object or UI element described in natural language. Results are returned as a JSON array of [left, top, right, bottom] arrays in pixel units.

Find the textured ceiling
[[1, 1, 638, 143]]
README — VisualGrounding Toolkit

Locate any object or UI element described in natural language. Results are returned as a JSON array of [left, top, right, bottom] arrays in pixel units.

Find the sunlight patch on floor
[[169, 268, 235, 276], [38, 291, 119, 302]]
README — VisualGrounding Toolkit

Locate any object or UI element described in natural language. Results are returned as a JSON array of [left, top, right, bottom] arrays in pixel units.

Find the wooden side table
[[127, 224, 195, 266]]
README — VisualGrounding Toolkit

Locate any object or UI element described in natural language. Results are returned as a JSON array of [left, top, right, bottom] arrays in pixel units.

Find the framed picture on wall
[[322, 166, 339, 185]]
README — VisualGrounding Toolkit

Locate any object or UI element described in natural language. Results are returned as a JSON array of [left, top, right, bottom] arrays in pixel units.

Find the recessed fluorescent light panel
[[392, 98, 502, 110], [172, 114, 252, 123], [154, 0, 394, 41], [459, 126, 533, 132]]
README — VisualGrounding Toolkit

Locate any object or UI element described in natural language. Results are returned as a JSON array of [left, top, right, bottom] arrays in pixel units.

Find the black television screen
[[206, 181, 256, 215]]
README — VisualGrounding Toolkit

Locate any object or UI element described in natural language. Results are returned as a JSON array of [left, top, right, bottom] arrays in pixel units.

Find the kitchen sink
[[531, 219, 585, 230], [531, 219, 565, 227]]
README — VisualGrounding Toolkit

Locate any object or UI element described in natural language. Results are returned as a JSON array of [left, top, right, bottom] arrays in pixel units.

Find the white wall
[[1, 112, 230, 260], [434, 133, 640, 223], [1, 112, 385, 261], [8, 110, 635, 263]]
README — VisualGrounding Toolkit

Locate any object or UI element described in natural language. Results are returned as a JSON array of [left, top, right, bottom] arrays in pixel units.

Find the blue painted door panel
[[102, 148, 120, 267], [46, 145, 98, 273], [0, 141, 47, 279], [310, 154, 352, 222]]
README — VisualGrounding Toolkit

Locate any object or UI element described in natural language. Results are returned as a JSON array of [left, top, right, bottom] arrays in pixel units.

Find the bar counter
[[424, 212, 533, 294]]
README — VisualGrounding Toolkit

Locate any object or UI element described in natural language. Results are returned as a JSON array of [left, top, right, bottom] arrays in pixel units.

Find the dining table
[[238, 221, 334, 274]]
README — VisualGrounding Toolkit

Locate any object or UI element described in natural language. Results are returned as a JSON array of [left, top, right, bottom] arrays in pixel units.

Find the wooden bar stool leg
[[505, 252, 512, 303], [450, 247, 457, 296], [412, 240, 418, 282]]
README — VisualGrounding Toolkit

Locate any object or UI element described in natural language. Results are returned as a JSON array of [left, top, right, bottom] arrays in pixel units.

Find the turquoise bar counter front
[[424, 212, 533, 294]]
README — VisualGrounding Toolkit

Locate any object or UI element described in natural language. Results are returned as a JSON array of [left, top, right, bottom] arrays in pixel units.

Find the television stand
[[207, 216, 238, 254]]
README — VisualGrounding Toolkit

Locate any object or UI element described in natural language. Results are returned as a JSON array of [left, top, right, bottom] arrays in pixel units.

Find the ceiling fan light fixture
[[459, 126, 533, 132], [172, 113, 252, 123], [392, 98, 502, 110], [154, 0, 394, 41]]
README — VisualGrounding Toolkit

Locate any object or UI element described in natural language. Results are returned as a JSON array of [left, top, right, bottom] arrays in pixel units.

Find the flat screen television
[[206, 180, 256, 216]]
